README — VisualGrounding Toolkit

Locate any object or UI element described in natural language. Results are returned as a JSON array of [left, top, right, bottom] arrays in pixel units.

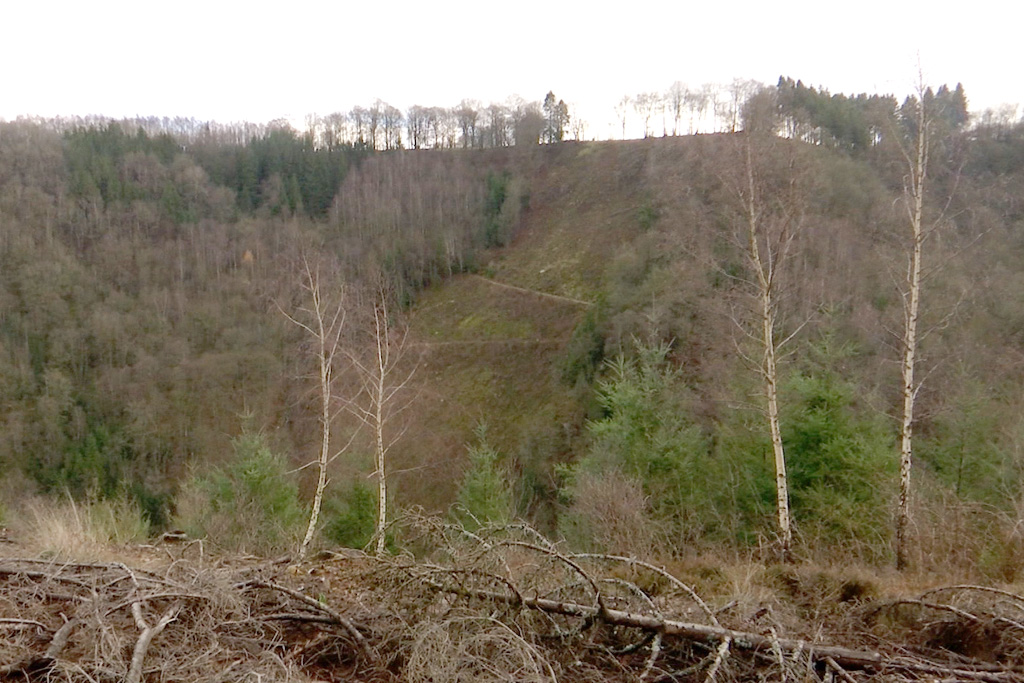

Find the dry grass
[[7, 494, 150, 562], [560, 469, 666, 558], [3, 510, 1024, 682]]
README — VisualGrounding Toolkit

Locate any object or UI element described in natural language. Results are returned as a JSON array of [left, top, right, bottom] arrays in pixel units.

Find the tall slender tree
[[542, 91, 570, 143], [345, 280, 418, 555], [894, 81, 930, 571], [717, 130, 811, 560], [279, 254, 351, 560]]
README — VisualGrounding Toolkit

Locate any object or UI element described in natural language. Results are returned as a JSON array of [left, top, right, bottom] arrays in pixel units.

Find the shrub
[[557, 469, 662, 557], [560, 305, 605, 387], [560, 340, 716, 551], [323, 480, 378, 549], [175, 431, 303, 554], [87, 494, 152, 545], [781, 370, 894, 552], [454, 424, 516, 531]]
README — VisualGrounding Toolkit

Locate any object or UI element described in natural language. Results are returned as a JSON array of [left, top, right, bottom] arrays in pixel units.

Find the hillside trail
[[469, 273, 593, 307]]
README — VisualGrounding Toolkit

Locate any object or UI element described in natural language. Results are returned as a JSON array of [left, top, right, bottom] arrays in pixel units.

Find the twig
[[0, 618, 78, 679], [263, 612, 340, 624], [825, 656, 858, 683], [0, 557, 166, 582], [491, 540, 608, 616], [640, 631, 663, 682], [576, 553, 720, 626], [127, 602, 179, 683], [247, 580, 378, 665], [45, 618, 77, 659], [105, 591, 212, 616], [704, 636, 731, 683], [919, 584, 1024, 605], [0, 618, 49, 631], [0, 566, 94, 590], [877, 599, 982, 622]]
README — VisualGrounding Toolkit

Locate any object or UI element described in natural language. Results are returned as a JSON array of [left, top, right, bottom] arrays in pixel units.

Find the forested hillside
[[2, 81, 1024, 572]]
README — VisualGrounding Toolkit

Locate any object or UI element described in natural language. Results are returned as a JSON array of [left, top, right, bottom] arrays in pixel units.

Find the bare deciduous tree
[[892, 76, 964, 571], [280, 255, 351, 560], [456, 100, 481, 149], [382, 103, 404, 151], [633, 92, 662, 138], [717, 132, 810, 560], [615, 95, 631, 139], [345, 280, 418, 554], [667, 81, 687, 136], [895, 96, 927, 571]]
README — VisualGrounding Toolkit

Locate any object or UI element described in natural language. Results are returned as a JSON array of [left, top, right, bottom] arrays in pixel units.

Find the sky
[[2, 0, 1021, 138]]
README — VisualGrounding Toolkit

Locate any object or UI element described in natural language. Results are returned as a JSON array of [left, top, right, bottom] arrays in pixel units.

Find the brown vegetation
[[3, 515, 1024, 682]]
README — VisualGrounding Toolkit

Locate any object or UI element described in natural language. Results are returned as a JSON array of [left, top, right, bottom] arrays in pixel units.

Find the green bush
[[560, 340, 714, 549], [586, 343, 709, 511], [175, 432, 303, 554], [454, 424, 516, 531], [560, 305, 606, 387], [323, 480, 378, 549], [918, 379, 1014, 507], [781, 371, 894, 549]]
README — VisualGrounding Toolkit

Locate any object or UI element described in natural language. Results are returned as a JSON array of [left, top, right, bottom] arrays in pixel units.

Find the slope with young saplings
[[389, 140, 681, 513]]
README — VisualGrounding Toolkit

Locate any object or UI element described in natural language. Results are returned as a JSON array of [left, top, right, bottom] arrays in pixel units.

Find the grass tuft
[[10, 493, 150, 561]]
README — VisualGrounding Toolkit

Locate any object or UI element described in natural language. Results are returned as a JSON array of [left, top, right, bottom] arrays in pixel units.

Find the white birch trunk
[[744, 146, 793, 558], [296, 262, 344, 561], [897, 107, 927, 571], [299, 326, 331, 559], [373, 306, 389, 556]]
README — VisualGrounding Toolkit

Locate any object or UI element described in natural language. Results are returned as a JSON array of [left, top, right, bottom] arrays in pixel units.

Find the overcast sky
[[3, 0, 1020, 138]]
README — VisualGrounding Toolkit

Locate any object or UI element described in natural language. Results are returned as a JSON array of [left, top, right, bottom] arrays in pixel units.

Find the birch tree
[[889, 75, 969, 569], [280, 255, 350, 560], [895, 96, 926, 570], [718, 131, 810, 560], [346, 281, 417, 555]]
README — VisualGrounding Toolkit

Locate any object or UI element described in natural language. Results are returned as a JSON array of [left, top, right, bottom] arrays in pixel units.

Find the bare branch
[[127, 602, 179, 683]]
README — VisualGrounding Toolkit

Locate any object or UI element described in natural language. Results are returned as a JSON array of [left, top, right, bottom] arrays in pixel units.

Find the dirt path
[[410, 338, 568, 347], [469, 274, 593, 307]]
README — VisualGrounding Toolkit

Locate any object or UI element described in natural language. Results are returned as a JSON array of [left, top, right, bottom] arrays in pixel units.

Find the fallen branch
[[246, 579, 378, 665], [576, 553, 720, 626], [0, 618, 49, 631], [704, 636, 731, 683], [426, 577, 1024, 682], [127, 602, 179, 683], [879, 599, 983, 623], [45, 619, 77, 660], [825, 656, 859, 683], [0, 618, 77, 680], [875, 597, 1024, 646], [919, 585, 1024, 605]]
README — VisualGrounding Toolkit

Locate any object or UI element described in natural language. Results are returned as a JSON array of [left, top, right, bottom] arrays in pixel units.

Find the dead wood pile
[[2, 516, 1024, 682]]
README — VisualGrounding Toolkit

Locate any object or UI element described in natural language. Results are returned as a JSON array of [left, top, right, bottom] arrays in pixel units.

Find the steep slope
[[389, 138, 709, 512]]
